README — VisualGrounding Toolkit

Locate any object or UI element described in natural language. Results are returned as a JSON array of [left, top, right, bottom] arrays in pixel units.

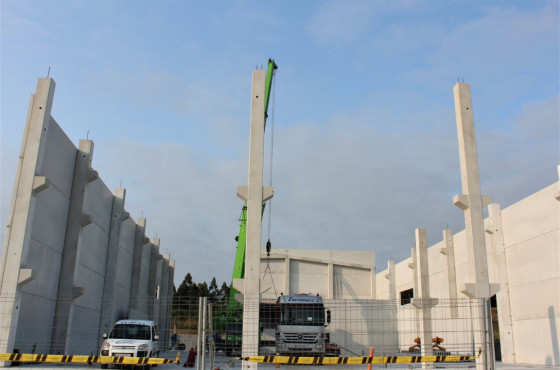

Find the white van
[[100, 319, 159, 368]]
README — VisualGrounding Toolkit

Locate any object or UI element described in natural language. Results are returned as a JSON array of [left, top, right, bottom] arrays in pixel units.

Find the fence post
[[209, 302, 214, 370], [197, 297, 203, 370]]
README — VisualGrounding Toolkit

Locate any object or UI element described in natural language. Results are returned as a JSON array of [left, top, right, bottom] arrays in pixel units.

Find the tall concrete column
[[328, 263, 334, 299], [159, 254, 171, 350], [236, 67, 273, 364], [0, 78, 56, 356], [284, 257, 290, 295], [51, 139, 96, 354], [130, 218, 149, 312], [411, 229, 438, 369], [148, 238, 163, 320], [407, 248, 420, 334], [100, 188, 127, 335], [407, 248, 418, 297], [385, 260, 396, 300], [453, 82, 498, 369], [487, 204, 516, 363], [439, 229, 458, 317], [370, 254, 376, 299]]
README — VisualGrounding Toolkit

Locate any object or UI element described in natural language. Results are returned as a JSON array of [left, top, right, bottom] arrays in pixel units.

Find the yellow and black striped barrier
[[233, 349, 480, 365], [0, 352, 181, 366]]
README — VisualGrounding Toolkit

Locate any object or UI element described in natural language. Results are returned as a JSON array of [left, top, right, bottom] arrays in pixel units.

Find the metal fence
[[0, 295, 493, 369]]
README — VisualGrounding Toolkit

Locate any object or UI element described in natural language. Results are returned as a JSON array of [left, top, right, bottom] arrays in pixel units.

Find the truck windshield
[[279, 304, 324, 326], [109, 324, 151, 340]]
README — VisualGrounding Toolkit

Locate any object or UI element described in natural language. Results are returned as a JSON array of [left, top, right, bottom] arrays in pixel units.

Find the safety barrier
[[0, 352, 181, 366], [233, 349, 480, 365]]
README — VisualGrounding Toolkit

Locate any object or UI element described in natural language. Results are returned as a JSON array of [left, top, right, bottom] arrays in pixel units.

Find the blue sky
[[1, 0, 558, 288]]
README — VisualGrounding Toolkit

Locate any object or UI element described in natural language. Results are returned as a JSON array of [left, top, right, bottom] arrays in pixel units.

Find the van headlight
[[138, 344, 149, 351], [102, 341, 111, 351]]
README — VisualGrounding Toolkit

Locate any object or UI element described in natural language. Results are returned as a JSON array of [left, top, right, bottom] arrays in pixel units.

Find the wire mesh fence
[[0, 294, 493, 369]]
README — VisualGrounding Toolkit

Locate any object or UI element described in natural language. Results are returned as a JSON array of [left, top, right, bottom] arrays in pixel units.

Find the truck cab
[[275, 294, 331, 356]]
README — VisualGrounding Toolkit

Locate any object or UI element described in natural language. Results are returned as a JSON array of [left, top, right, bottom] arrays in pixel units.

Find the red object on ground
[[184, 347, 197, 367]]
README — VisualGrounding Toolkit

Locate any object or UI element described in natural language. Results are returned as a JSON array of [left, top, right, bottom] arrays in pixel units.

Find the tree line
[[174, 272, 231, 301]]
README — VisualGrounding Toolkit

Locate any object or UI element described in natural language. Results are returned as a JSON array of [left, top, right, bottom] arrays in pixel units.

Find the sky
[[1, 0, 558, 289]]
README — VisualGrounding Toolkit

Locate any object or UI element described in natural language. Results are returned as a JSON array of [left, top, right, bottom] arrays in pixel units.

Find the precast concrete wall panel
[[40, 119, 77, 197], [289, 260, 327, 296], [13, 295, 56, 354], [115, 218, 136, 292], [67, 305, 101, 354], [260, 258, 285, 300], [333, 265, 370, 299]]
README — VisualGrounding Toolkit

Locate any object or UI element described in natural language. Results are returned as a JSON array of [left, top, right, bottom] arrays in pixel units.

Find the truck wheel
[[100, 365, 108, 369]]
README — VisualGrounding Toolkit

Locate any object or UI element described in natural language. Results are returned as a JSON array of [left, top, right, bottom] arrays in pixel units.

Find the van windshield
[[109, 324, 151, 340]]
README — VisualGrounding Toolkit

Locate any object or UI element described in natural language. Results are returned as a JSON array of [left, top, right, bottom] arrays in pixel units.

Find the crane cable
[[263, 67, 277, 298]]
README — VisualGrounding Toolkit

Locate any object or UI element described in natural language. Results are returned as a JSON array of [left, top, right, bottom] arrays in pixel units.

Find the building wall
[[259, 249, 375, 302], [376, 179, 560, 366], [0, 78, 174, 356]]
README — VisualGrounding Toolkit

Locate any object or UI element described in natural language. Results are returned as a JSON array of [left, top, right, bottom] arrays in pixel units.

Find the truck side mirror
[[326, 309, 331, 325], [102, 333, 108, 339], [154, 335, 159, 341]]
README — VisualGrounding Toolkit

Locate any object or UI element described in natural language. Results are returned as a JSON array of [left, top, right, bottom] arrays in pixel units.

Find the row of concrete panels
[[0, 78, 174, 356]]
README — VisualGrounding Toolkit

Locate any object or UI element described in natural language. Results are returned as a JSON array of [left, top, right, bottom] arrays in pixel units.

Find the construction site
[[0, 59, 558, 370]]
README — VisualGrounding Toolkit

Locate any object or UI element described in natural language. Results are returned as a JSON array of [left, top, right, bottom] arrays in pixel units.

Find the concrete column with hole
[[440, 229, 458, 317], [453, 82, 499, 370], [236, 67, 274, 368], [0, 78, 56, 358], [411, 228, 438, 369]]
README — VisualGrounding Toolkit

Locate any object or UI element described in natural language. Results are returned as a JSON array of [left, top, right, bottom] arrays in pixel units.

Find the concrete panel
[[13, 294, 56, 354], [83, 179, 114, 234], [74, 261, 105, 311], [333, 265, 371, 299], [509, 278, 560, 321], [260, 258, 284, 300], [41, 118, 76, 197], [512, 315, 560, 366], [28, 184, 70, 255], [506, 232, 559, 287], [289, 259, 327, 295], [20, 239, 62, 299], [67, 305, 102, 355], [77, 223, 109, 275], [502, 183, 559, 248], [115, 218, 136, 291], [112, 285, 131, 321]]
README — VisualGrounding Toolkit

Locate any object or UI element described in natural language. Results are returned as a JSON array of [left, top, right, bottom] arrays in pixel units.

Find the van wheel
[[100, 365, 108, 369]]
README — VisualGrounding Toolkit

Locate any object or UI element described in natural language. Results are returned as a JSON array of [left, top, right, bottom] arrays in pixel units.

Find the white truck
[[275, 294, 337, 356]]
